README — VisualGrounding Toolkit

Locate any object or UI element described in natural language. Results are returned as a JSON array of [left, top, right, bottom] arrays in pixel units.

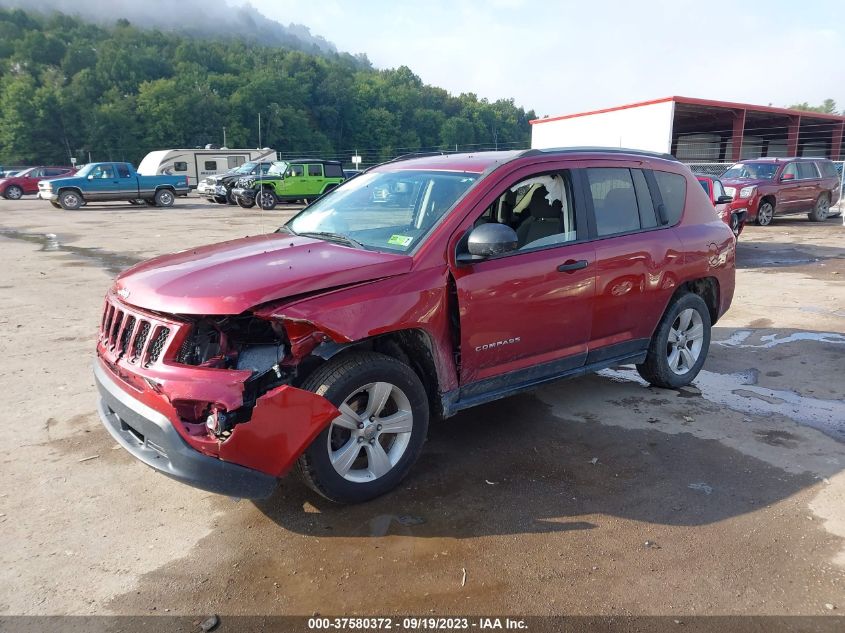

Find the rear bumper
[[94, 361, 278, 499]]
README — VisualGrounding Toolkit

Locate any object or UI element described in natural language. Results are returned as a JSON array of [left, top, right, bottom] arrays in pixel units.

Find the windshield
[[268, 161, 288, 176], [75, 163, 97, 177], [234, 161, 257, 174], [285, 170, 478, 253], [15, 167, 36, 178], [722, 162, 778, 180]]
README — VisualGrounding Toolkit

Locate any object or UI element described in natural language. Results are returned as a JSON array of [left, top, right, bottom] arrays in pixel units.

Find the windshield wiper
[[297, 231, 366, 250]]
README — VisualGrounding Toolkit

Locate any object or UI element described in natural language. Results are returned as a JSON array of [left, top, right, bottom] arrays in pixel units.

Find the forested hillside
[[0, 8, 535, 167]]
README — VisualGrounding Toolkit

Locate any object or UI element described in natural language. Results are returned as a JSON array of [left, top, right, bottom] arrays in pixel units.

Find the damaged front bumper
[[94, 354, 340, 499]]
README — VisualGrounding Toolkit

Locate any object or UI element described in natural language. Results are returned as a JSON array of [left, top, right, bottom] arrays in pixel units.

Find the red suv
[[95, 149, 735, 503], [721, 157, 841, 225], [695, 174, 746, 236], [0, 166, 75, 199]]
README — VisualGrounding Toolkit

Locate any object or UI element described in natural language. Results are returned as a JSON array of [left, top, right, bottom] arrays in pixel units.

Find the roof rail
[[521, 146, 679, 162]]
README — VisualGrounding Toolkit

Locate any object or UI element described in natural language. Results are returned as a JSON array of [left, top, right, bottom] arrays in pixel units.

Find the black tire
[[226, 189, 237, 205], [3, 185, 22, 200], [808, 194, 830, 222], [297, 352, 429, 504], [58, 190, 83, 210], [257, 187, 277, 210], [49, 201, 61, 209], [756, 200, 774, 226], [729, 213, 740, 236], [636, 293, 712, 389], [143, 199, 156, 206], [236, 197, 256, 209], [154, 189, 175, 208]]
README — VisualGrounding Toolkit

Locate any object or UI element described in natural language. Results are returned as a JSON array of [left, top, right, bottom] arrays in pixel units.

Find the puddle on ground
[[714, 330, 845, 348], [598, 366, 845, 443], [0, 228, 141, 276]]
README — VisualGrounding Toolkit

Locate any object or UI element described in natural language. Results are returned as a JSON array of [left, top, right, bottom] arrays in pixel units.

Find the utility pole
[[223, 127, 227, 148], [258, 112, 262, 149]]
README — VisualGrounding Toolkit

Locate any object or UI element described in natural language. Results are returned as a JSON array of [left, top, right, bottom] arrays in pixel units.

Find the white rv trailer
[[137, 148, 277, 187]]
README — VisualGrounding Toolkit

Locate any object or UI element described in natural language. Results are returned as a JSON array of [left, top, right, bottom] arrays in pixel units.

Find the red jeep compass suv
[[95, 148, 735, 503]]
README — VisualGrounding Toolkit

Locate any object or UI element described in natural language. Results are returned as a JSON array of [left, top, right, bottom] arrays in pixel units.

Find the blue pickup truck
[[37, 162, 190, 210]]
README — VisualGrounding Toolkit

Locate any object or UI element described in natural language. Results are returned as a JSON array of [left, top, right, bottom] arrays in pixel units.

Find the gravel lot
[[0, 195, 843, 618]]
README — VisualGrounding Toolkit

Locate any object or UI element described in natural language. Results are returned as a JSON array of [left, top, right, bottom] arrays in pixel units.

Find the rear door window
[[797, 162, 819, 179], [653, 171, 687, 225], [586, 168, 640, 236], [307, 164, 323, 177]]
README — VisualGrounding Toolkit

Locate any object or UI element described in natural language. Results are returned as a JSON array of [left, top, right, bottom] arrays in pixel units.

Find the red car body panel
[[696, 175, 746, 235], [115, 234, 413, 315], [0, 166, 75, 197], [218, 384, 339, 476], [95, 149, 736, 498]]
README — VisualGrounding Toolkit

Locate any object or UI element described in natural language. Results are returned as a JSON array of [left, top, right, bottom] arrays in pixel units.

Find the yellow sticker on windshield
[[388, 234, 413, 247]]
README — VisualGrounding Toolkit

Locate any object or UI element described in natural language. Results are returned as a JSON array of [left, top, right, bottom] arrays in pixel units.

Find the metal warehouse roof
[[530, 96, 845, 125]]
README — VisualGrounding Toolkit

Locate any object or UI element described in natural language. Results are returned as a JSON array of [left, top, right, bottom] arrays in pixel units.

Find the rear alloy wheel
[[3, 185, 22, 200], [636, 293, 711, 389], [59, 190, 82, 210], [808, 194, 830, 222], [154, 189, 174, 207], [297, 352, 429, 503], [756, 201, 774, 226], [257, 188, 277, 210]]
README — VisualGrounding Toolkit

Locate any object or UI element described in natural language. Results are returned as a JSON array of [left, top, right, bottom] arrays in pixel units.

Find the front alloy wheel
[[4, 185, 22, 200], [327, 382, 414, 483], [297, 352, 429, 503], [756, 201, 774, 226]]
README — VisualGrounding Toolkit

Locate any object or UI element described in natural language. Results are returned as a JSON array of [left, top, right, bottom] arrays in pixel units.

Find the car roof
[[376, 147, 682, 174], [284, 158, 342, 165], [735, 157, 830, 163]]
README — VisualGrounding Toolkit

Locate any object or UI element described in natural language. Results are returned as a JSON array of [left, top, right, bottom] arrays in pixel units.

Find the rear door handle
[[557, 259, 588, 273]]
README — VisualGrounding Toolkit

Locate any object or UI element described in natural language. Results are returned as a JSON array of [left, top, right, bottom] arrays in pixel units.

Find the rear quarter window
[[325, 164, 343, 178], [817, 161, 838, 179], [797, 162, 819, 179], [654, 171, 687, 225]]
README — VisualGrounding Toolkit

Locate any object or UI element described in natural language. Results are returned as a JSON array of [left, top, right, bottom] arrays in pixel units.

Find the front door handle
[[557, 259, 588, 273]]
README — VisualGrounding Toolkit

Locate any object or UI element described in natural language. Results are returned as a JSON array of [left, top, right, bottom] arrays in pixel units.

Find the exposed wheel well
[[57, 187, 83, 197], [296, 329, 443, 420], [674, 277, 720, 324], [759, 194, 776, 210]]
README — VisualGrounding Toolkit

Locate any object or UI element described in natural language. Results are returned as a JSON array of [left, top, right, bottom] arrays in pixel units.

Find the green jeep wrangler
[[232, 159, 345, 210]]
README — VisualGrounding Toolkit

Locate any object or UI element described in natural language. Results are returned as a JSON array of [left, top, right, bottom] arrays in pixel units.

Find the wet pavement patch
[[736, 242, 844, 269], [0, 228, 141, 276]]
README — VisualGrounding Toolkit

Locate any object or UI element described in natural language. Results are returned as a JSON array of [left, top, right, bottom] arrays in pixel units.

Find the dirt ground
[[0, 195, 843, 619]]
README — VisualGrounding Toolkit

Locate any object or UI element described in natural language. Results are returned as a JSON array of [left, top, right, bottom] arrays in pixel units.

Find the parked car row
[[198, 158, 346, 209]]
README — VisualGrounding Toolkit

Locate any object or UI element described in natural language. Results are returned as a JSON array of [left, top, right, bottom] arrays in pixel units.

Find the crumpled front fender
[[218, 384, 340, 477]]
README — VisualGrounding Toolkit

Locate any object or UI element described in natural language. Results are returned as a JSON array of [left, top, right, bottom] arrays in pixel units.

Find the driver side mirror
[[457, 223, 518, 264], [87, 175, 94, 180], [781, 172, 795, 181], [716, 194, 733, 204]]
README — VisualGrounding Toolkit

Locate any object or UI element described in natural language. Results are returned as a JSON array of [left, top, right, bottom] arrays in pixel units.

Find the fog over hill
[[0, 0, 339, 55]]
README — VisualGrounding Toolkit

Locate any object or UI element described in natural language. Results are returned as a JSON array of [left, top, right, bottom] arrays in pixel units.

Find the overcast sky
[[237, 0, 845, 117]]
